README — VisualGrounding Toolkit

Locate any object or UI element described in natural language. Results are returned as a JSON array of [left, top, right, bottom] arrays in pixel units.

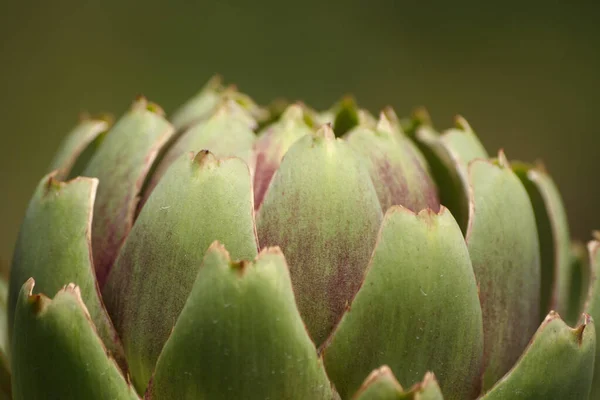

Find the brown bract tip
[[23, 278, 49, 315], [62, 282, 82, 297], [574, 313, 592, 345], [206, 240, 231, 260], [43, 173, 62, 194], [363, 366, 403, 390], [132, 95, 148, 110], [28, 294, 48, 315], [230, 260, 251, 275], [546, 310, 560, 321], [420, 371, 438, 387], [192, 150, 217, 167], [592, 231, 600, 242], [258, 246, 284, 258]]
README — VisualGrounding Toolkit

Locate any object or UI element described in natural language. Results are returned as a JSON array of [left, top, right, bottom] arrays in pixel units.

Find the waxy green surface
[[323, 207, 483, 400], [480, 312, 595, 400], [346, 116, 439, 213], [253, 104, 314, 209], [8, 174, 125, 368], [513, 163, 571, 318], [565, 242, 590, 326], [257, 126, 383, 346], [583, 239, 600, 398], [82, 99, 174, 287], [103, 151, 258, 392], [11, 279, 139, 400], [466, 156, 541, 390], [148, 244, 333, 399]]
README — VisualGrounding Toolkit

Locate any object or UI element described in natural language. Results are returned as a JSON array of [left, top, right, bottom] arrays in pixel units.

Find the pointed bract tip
[[258, 246, 284, 258], [223, 83, 238, 93], [205, 74, 223, 90], [574, 313, 592, 345], [192, 150, 217, 167], [62, 282, 82, 297], [132, 95, 148, 110], [545, 310, 560, 321], [533, 159, 548, 174], [206, 240, 232, 260], [28, 294, 48, 315], [405, 371, 440, 394], [376, 112, 395, 135], [43, 173, 62, 194], [412, 106, 432, 126], [131, 96, 165, 116], [78, 111, 114, 126], [339, 95, 357, 108], [382, 106, 400, 123], [497, 149, 510, 168], [281, 103, 305, 122], [22, 278, 48, 315], [146, 102, 165, 116], [24, 277, 35, 296], [364, 365, 401, 388], [454, 115, 472, 131], [587, 237, 600, 258], [315, 123, 336, 141], [422, 371, 437, 385]]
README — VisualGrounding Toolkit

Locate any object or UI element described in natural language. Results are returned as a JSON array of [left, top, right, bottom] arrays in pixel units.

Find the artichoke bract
[[4, 76, 599, 400]]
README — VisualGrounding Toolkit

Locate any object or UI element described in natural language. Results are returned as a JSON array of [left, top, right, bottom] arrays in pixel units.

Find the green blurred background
[[1, 1, 599, 264]]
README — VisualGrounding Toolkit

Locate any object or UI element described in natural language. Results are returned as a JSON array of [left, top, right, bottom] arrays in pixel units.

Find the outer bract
[[6, 77, 598, 400]]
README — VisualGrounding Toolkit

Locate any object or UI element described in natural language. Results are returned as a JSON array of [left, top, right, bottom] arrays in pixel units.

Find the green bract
[[4, 77, 598, 399]]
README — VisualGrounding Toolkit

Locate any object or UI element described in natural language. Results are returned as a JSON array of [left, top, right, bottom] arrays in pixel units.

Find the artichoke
[[4, 76, 599, 400]]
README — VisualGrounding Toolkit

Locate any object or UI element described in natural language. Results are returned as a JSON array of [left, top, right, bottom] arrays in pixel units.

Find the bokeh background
[[1, 1, 599, 265]]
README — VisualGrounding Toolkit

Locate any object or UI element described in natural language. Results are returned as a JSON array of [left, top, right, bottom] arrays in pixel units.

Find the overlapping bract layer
[[4, 77, 598, 400]]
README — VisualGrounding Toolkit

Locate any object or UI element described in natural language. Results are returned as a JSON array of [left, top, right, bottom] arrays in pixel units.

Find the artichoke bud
[[8, 76, 600, 400]]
